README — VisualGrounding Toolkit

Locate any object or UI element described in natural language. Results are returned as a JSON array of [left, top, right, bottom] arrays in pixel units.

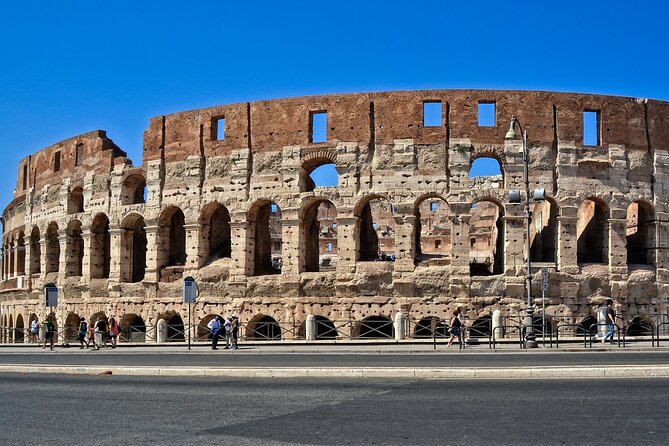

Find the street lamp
[[505, 115, 543, 349]]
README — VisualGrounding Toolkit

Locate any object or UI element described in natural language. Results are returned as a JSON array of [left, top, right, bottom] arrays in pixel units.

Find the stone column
[[280, 217, 300, 277], [144, 225, 160, 282], [335, 216, 358, 274], [15, 240, 26, 277], [8, 243, 15, 278], [24, 235, 33, 289], [503, 203, 526, 301], [108, 228, 124, 282], [229, 220, 250, 281], [557, 206, 579, 273], [183, 223, 200, 276], [305, 314, 316, 341], [449, 202, 471, 297], [57, 229, 67, 283], [394, 312, 405, 340], [81, 229, 92, 281], [393, 211, 416, 273], [608, 208, 628, 279], [39, 238, 48, 281]]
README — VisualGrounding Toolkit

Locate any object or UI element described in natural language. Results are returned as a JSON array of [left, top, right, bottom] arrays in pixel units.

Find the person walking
[[447, 309, 462, 348], [94, 317, 108, 350], [603, 299, 617, 344], [78, 317, 89, 349], [223, 316, 233, 349], [230, 316, 239, 350], [30, 318, 39, 343], [42, 315, 54, 350], [108, 317, 119, 348], [207, 315, 221, 350], [457, 309, 466, 347]]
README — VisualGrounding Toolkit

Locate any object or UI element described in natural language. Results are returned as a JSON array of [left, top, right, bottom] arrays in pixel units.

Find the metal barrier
[[119, 325, 153, 343], [658, 322, 669, 347], [492, 323, 524, 349], [555, 323, 589, 348], [587, 323, 624, 348]]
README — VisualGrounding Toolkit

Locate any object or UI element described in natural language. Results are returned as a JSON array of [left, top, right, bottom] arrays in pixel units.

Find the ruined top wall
[[142, 90, 669, 164]]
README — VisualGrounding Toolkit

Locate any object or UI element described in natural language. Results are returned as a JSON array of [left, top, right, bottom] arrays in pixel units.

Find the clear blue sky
[[1, 0, 667, 210]]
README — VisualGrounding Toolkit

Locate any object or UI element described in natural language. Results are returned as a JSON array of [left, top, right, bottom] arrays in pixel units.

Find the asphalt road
[[0, 374, 666, 445], [1, 350, 668, 368]]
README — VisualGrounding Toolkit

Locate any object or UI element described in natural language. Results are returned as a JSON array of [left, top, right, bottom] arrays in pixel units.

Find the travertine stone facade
[[2, 90, 669, 341]]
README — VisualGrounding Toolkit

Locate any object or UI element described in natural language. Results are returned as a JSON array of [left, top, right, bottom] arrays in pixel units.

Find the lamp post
[[505, 115, 538, 348]]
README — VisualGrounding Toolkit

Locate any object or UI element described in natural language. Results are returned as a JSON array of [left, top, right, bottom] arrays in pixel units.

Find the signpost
[[183, 276, 197, 350], [43, 283, 58, 350]]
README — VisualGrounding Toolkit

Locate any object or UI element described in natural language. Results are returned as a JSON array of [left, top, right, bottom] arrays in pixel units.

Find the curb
[[1, 365, 667, 379]]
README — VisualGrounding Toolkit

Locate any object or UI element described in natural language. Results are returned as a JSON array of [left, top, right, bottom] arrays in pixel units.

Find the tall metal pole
[[523, 129, 537, 348], [188, 302, 191, 350]]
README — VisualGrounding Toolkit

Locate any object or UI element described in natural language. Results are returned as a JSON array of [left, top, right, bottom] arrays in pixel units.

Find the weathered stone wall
[[2, 90, 669, 341]]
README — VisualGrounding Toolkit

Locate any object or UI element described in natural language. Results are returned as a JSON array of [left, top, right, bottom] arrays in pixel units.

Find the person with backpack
[[78, 317, 89, 349]]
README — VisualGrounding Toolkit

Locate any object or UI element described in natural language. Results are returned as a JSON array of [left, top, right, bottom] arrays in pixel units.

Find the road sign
[[541, 268, 549, 292], [44, 283, 58, 308], [183, 276, 197, 304]]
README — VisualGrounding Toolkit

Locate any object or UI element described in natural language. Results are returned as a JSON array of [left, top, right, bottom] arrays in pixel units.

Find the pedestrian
[[30, 318, 40, 343], [207, 315, 221, 350], [94, 317, 108, 349], [42, 315, 54, 350], [108, 317, 119, 348], [603, 299, 617, 344], [230, 316, 239, 350], [447, 309, 462, 348], [78, 317, 89, 349], [87, 320, 95, 347], [457, 309, 466, 347], [224, 316, 233, 349]]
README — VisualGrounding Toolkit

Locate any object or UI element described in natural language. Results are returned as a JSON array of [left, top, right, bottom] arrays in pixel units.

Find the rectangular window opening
[[212, 117, 225, 141], [583, 110, 600, 146], [53, 152, 61, 172], [310, 111, 327, 143], [435, 240, 442, 249], [423, 101, 442, 127], [478, 102, 496, 127], [430, 202, 438, 212], [75, 144, 83, 167], [326, 242, 333, 252]]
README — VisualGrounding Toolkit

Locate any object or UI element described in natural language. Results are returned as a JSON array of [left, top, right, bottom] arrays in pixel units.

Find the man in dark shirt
[[603, 299, 616, 344]]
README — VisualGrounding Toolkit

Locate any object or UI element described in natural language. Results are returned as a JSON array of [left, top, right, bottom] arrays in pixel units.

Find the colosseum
[[1, 89, 669, 344]]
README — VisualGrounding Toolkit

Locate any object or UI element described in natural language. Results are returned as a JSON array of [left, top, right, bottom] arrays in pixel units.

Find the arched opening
[[627, 201, 655, 265], [197, 314, 221, 340], [166, 314, 185, 342], [532, 315, 554, 337], [246, 315, 281, 340], [249, 201, 282, 276], [65, 220, 83, 277], [45, 222, 60, 274], [576, 316, 598, 335], [577, 198, 609, 264], [469, 157, 503, 180], [414, 316, 448, 338], [357, 315, 394, 339], [120, 173, 146, 205], [120, 313, 146, 342], [297, 315, 338, 339], [199, 203, 231, 267], [302, 160, 338, 192], [470, 316, 492, 338], [469, 200, 504, 275], [157, 207, 186, 282], [626, 317, 653, 336], [356, 196, 396, 261], [8, 315, 13, 343], [120, 214, 147, 283], [15, 314, 24, 343], [90, 214, 111, 279], [7, 237, 15, 277], [414, 197, 452, 263], [89, 311, 107, 325], [67, 186, 84, 214], [16, 232, 25, 276], [29, 226, 41, 275], [302, 199, 337, 272], [530, 199, 558, 263], [64, 312, 81, 342]]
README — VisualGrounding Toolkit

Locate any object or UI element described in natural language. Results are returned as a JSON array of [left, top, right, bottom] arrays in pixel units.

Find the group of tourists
[[207, 315, 240, 350], [78, 316, 120, 350]]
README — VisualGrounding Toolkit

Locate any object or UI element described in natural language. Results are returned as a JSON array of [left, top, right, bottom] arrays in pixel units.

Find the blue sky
[[1, 0, 667, 210]]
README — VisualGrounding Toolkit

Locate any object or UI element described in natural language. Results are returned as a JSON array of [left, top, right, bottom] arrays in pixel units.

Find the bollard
[[156, 319, 167, 343], [492, 310, 502, 340], [394, 313, 405, 341], [305, 315, 316, 341]]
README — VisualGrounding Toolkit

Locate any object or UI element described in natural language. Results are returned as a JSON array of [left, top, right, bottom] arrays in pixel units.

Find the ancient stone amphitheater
[[2, 89, 668, 343]]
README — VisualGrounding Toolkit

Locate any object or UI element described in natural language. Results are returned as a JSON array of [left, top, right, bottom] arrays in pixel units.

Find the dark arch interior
[[576, 316, 598, 334], [358, 316, 393, 339], [252, 202, 282, 276], [469, 201, 504, 276], [626, 317, 653, 336], [166, 314, 185, 341], [414, 316, 447, 338], [470, 316, 492, 338], [247, 315, 281, 340], [577, 199, 608, 264], [414, 198, 451, 263]]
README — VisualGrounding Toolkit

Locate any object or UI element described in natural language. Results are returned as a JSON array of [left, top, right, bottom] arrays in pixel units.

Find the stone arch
[[577, 197, 609, 264], [627, 200, 655, 265], [64, 312, 81, 342], [15, 314, 24, 343], [65, 219, 83, 277], [300, 151, 338, 192], [165, 313, 185, 342], [157, 206, 186, 282], [301, 198, 337, 272], [248, 200, 282, 276], [16, 231, 25, 276], [626, 316, 653, 336], [414, 195, 452, 263], [67, 186, 84, 214], [120, 172, 146, 205], [414, 316, 447, 338], [296, 315, 338, 339], [246, 314, 281, 340], [530, 197, 558, 263], [197, 314, 221, 340], [120, 313, 146, 342], [355, 195, 396, 262], [7, 235, 15, 277], [89, 311, 107, 325], [120, 213, 147, 283], [355, 315, 394, 339], [45, 222, 60, 274], [576, 316, 598, 334], [29, 226, 41, 275], [469, 151, 504, 183], [90, 213, 111, 279], [199, 202, 231, 266], [469, 199, 504, 275], [470, 316, 492, 338]]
